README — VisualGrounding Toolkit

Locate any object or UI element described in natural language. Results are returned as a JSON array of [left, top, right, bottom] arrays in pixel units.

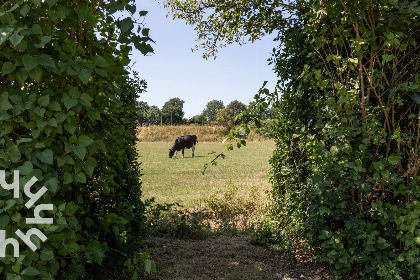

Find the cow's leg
[[192, 144, 195, 157], [182, 148, 185, 158], [174, 151, 177, 158]]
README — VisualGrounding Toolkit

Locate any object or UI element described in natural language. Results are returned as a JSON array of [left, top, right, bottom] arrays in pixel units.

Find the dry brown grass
[[139, 235, 331, 280], [136, 125, 269, 142]]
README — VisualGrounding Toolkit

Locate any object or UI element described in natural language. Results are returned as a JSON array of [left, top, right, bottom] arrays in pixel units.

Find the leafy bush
[[204, 183, 264, 233], [144, 198, 210, 239], [0, 1, 153, 279], [252, 1, 420, 279]]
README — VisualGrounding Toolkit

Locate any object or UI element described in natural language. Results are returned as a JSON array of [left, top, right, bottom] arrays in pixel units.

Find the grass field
[[137, 141, 274, 207]]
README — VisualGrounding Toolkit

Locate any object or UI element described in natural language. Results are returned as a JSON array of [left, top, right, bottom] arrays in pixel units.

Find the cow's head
[[169, 149, 175, 158]]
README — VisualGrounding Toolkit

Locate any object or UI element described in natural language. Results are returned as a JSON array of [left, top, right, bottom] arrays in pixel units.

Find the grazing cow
[[169, 135, 198, 158]]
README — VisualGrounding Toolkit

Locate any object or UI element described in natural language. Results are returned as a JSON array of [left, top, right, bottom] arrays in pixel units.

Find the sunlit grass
[[137, 141, 274, 207]]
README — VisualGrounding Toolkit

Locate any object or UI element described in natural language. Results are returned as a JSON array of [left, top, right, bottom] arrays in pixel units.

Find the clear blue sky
[[131, 0, 280, 119]]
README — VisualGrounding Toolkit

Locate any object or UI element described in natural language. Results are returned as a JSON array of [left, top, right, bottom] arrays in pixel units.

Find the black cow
[[169, 135, 198, 158]]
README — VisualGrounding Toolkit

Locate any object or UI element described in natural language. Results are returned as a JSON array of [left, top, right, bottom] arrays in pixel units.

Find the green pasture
[[137, 141, 275, 207]]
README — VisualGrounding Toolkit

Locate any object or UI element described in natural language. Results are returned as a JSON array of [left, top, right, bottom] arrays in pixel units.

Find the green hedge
[[253, 1, 420, 279], [0, 1, 152, 279]]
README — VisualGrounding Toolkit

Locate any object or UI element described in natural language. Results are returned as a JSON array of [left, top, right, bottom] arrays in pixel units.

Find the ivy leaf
[[63, 172, 73, 184], [37, 149, 53, 164], [9, 33, 24, 47], [388, 156, 401, 165], [22, 267, 40, 276], [17, 161, 33, 175], [22, 54, 39, 71], [0, 215, 11, 228], [73, 146, 87, 160], [120, 17, 134, 33], [28, 66, 43, 82], [2, 62, 16, 75], [75, 172, 86, 183], [7, 144, 21, 163], [20, 4, 31, 17], [16, 68, 28, 83], [46, 0, 58, 7], [38, 95, 50, 107], [39, 54, 56, 68], [78, 135, 94, 147], [88, 109, 102, 120], [62, 95, 78, 110], [79, 69, 91, 83], [40, 250, 54, 261], [83, 157, 97, 177]]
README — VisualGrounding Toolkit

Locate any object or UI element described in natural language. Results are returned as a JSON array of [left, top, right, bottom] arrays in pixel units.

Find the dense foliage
[[165, 0, 420, 278], [161, 97, 185, 125], [0, 0, 153, 279]]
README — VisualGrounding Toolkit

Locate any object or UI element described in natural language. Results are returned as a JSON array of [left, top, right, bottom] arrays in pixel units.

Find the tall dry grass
[[136, 125, 269, 142]]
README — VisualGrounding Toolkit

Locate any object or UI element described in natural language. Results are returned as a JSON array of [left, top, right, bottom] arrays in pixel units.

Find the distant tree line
[[136, 98, 275, 127]]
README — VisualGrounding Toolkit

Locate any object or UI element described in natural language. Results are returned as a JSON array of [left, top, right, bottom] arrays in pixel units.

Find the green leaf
[[83, 157, 97, 177], [37, 149, 53, 164], [382, 54, 394, 63], [46, 0, 58, 7], [28, 66, 43, 82], [39, 54, 56, 68], [88, 109, 102, 120], [94, 57, 108, 67], [2, 62, 16, 75], [40, 250, 54, 261], [381, 170, 390, 179], [22, 267, 40, 276], [79, 69, 91, 83], [6, 274, 21, 280], [0, 98, 13, 110], [20, 4, 30, 17], [9, 33, 24, 47], [79, 135, 94, 147], [22, 54, 39, 71], [16, 68, 28, 83], [73, 145, 87, 160], [45, 177, 58, 193], [64, 121, 77, 134], [388, 156, 401, 165], [17, 161, 33, 175], [75, 172, 86, 183], [63, 172, 73, 184], [0, 123, 13, 137], [62, 95, 78, 110], [7, 144, 21, 163], [0, 215, 11, 228], [31, 0, 41, 5], [120, 17, 134, 33], [144, 259, 152, 273], [38, 95, 50, 107]]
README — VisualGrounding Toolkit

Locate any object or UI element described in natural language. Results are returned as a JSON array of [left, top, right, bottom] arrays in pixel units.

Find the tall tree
[[190, 114, 206, 125], [202, 99, 224, 121], [161, 97, 185, 125], [227, 100, 248, 124], [146, 105, 161, 125], [136, 101, 150, 126]]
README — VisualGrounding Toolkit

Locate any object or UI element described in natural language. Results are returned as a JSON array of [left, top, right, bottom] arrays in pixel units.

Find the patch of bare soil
[[140, 234, 331, 280]]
